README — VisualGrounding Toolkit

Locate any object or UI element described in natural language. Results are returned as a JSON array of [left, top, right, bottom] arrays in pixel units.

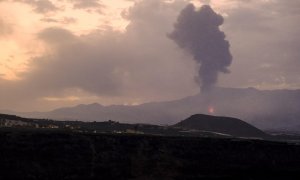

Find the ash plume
[[169, 4, 232, 92]]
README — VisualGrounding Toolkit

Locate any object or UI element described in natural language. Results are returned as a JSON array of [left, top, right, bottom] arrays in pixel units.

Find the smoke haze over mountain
[[16, 87, 300, 132]]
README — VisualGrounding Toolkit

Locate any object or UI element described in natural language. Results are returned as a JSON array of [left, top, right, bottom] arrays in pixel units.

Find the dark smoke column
[[169, 4, 232, 92]]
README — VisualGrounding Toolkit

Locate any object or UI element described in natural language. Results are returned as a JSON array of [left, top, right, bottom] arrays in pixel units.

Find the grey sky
[[0, 0, 299, 111]]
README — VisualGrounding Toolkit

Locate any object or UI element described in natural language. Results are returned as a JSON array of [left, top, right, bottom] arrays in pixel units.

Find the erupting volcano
[[169, 4, 232, 92], [208, 106, 215, 114]]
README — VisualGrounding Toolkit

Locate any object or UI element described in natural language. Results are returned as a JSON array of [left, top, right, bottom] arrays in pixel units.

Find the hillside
[[175, 114, 267, 138], [15, 87, 300, 132], [0, 113, 267, 139]]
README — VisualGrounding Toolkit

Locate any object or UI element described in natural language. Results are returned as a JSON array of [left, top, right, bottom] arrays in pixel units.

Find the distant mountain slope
[[175, 114, 267, 138], [0, 114, 24, 121], [15, 87, 300, 131]]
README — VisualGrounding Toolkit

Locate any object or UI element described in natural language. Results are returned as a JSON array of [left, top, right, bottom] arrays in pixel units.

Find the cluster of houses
[[0, 118, 60, 129], [0, 115, 152, 135], [0, 118, 33, 128]]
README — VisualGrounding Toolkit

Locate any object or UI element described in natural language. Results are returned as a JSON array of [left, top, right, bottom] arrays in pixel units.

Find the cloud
[[26, 27, 124, 96], [40, 17, 77, 24], [37, 27, 76, 43], [0, 18, 12, 36], [0, 0, 198, 111], [269, 0, 300, 16], [68, 0, 104, 12], [14, 0, 59, 13], [216, 0, 300, 89], [1, 0, 300, 111]]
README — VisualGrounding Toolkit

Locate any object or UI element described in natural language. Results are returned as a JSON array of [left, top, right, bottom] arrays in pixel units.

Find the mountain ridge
[[6, 87, 300, 131]]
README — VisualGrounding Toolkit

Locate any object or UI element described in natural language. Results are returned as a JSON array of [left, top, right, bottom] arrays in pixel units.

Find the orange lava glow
[[208, 106, 215, 114]]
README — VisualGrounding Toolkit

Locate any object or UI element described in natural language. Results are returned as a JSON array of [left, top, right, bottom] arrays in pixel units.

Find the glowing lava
[[208, 106, 215, 114]]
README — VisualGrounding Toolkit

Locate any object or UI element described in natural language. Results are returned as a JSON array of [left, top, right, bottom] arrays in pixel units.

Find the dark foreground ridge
[[1, 113, 269, 139], [0, 129, 300, 179], [175, 114, 267, 138]]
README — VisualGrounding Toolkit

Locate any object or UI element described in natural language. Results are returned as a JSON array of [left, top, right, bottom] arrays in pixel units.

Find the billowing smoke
[[169, 4, 232, 92]]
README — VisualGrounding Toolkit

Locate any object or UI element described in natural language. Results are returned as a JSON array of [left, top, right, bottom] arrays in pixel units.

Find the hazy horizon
[[3, 86, 300, 113]]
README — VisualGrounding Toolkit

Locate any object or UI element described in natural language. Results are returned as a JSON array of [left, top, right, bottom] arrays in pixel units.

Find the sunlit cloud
[[0, 0, 300, 111], [14, 0, 60, 14], [43, 96, 80, 102], [40, 17, 77, 24], [68, 0, 104, 11]]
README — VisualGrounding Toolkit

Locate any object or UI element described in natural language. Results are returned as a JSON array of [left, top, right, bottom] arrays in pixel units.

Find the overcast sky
[[0, 0, 300, 111]]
